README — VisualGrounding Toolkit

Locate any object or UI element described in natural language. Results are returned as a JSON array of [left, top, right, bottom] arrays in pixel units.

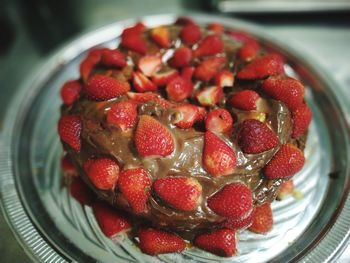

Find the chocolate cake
[[58, 17, 312, 257]]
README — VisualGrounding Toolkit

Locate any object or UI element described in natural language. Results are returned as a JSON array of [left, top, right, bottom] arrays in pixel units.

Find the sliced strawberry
[[121, 33, 147, 55], [80, 58, 95, 82], [237, 111, 266, 123], [249, 203, 273, 234], [194, 229, 236, 257], [207, 22, 224, 34], [151, 26, 171, 48], [223, 211, 253, 230], [85, 74, 130, 101], [264, 143, 305, 179], [195, 86, 223, 106], [138, 227, 186, 255], [193, 35, 224, 57], [169, 47, 192, 68], [92, 201, 131, 237], [226, 30, 255, 42], [135, 115, 174, 157], [152, 69, 179, 87], [118, 168, 151, 214], [205, 109, 233, 134], [70, 177, 95, 206], [196, 106, 207, 121], [237, 119, 279, 154], [153, 176, 202, 211], [261, 76, 305, 111], [106, 100, 138, 131], [132, 71, 157, 92], [61, 154, 78, 176], [101, 49, 127, 68], [138, 55, 162, 77], [238, 40, 260, 61], [194, 57, 226, 82], [166, 76, 193, 102], [83, 158, 119, 190], [127, 91, 160, 102], [228, 90, 261, 111], [237, 53, 284, 80], [207, 182, 253, 218], [180, 24, 201, 45], [122, 22, 146, 36], [214, 70, 234, 87], [181, 66, 195, 80], [60, 80, 82, 105], [174, 104, 199, 129], [291, 103, 312, 138], [277, 180, 294, 200], [203, 131, 237, 177], [58, 115, 82, 152]]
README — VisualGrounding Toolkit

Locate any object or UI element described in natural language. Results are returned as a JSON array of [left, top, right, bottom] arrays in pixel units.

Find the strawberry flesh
[[174, 104, 199, 129], [132, 71, 157, 92], [166, 76, 193, 102], [138, 55, 162, 77], [229, 90, 260, 111], [249, 203, 273, 234], [151, 26, 171, 48], [205, 109, 233, 134], [196, 85, 223, 107]]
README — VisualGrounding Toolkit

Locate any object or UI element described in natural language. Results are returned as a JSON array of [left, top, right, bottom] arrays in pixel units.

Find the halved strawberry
[[205, 109, 233, 134], [135, 115, 174, 157], [138, 55, 162, 77], [226, 30, 255, 42], [151, 26, 171, 48], [169, 47, 192, 68], [174, 104, 199, 129], [207, 182, 253, 218], [196, 106, 207, 121], [132, 71, 157, 92], [70, 177, 95, 206], [238, 40, 260, 61], [249, 203, 273, 234], [228, 90, 261, 111], [152, 69, 179, 87], [207, 22, 224, 34], [264, 143, 305, 179], [195, 86, 223, 106], [237, 53, 284, 80], [121, 32, 147, 55], [138, 227, 186, 255], [291, 103, 312, 138], [106, 100, 138, 131], [92, 201, 131, 237], [214, 70, 234, 87], [127, 91, 160, 102], [118, 168, 151, 214], [194, 229, 236, 257], [180, 24, 201, 45], [60, 80, 82, 105], [101, 49, 127, 68], [153, 176, 202, 211], [79, 48, 106, 82], [193, 35, 224, 57], [261, 76, 305, 111], [61, 154, 78, 176], [85, 74, 130, 101], [58, 115, 82, 152], [83, 158, 119, 190], [237, 119, 279, 154], [194, 57, 226, 82], [166, 76, 193, 102], [223, 211, 253, 230], [181, 66, 195, 80], [203, 131, 237, 177], [277, 180, 294, 200], [122, 22, 146, 36]]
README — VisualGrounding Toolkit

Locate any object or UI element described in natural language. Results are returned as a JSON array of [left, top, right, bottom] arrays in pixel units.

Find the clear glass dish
[[0, 14, 349, 263]]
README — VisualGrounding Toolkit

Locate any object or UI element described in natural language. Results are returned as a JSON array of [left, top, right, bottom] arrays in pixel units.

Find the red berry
[[106, 100, 138, 131], [121, 33, 147, 55], [238, 40, 260, 61], [249, 203, 273, 234], [223, 212, 253, 230], [214, 70, 234, 87], [93, 201, 131, 237], [237, 119, 279, 154], [226, 30, 255, 42], [85, 74, 130, 101], [61, 154, 78, 176], [152, 69, 179, 87], [101, 49, 127, 68], [193, 35, 224, 57], [153, 176, 202, 211], [207, 183, 253, 219], [194, 229, 236, 257], [60, 80, 82, 105], [127, 92, 160, 102], [118, 168, 151, 214], [277, 180, 294, 200], [135, 115, 174, 157], [264, 144, 305, 179], [203, 131, 237, 177], [205, 109, 233, 134], [151, 26, 171, 48], [180, 24, 201, 45], [132, 71, 157, 92], [229, 90, 261, 111], [194, 57, 226, 82], [138, 55, 162, 77], [166, 76, 193, 102], [174, 104, 199, 129], [83, 158, 119, 190], [138, 227, 186, 255], [181, 66, 195, 80], [122, 22, 146, 36], [58, 115, 82, 152], [291, 103, 312, 138], [195, 85, 223, 106], [175, 16, 195, 26], [79, 48, 106, 81], [207, 22, 224, 34], [169, 47, 192, 68], [70, 177, 95, 205]]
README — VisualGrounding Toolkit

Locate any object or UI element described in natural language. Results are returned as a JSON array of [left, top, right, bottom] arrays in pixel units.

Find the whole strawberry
[[58, 115, 82, 152], [153, 176, 202, 211], [249, 203, 273, 234], [180, 23, 201, 45]]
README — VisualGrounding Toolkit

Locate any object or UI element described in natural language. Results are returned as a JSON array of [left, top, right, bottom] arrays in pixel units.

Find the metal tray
[[0, 14, 349, 263]]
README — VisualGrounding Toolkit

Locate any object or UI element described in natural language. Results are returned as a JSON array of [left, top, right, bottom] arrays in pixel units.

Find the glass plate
[[0, 14, 349, 263]]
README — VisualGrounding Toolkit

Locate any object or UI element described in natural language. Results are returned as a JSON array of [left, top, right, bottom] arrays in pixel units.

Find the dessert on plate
[[58, 16, 312, 257]]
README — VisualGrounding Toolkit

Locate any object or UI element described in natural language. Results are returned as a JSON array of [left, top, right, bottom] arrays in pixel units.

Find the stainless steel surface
[[0, 13, 349, 263]]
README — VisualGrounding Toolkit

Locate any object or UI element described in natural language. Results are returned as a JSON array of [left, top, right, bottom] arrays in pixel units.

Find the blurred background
[[0, 0, 349, 262]]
